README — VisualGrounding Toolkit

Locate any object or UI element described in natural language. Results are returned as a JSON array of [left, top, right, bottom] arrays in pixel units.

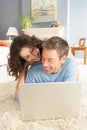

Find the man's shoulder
[[30, 61, 43, 70], [25, 61, 44, 83], [66, 57, 77, 64], [31, 61, 42, 66]]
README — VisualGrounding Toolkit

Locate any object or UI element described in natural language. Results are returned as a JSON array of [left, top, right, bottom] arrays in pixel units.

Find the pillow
[[0, 40, 9, 47]]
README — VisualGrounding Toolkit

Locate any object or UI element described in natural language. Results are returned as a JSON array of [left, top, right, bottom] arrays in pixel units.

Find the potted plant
[[21, 15, 33, 29]]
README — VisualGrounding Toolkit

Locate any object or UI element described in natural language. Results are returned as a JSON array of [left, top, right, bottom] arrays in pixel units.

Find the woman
[[7, 34, 43, 100]]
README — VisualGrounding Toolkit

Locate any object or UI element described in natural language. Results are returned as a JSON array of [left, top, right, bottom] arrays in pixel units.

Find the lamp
[[6, 27, 19, 40]]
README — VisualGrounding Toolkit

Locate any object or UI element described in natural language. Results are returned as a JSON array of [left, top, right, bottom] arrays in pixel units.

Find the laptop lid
[[19, 82, 81, 121]]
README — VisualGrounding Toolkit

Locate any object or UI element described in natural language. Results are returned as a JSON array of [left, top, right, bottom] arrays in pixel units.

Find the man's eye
[[48, 59, 54, 62]]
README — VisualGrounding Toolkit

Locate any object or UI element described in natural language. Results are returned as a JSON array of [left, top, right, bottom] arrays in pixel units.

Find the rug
[[0, 81, 87, 130]]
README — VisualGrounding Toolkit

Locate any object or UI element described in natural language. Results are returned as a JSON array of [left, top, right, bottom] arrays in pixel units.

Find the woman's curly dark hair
[[7, 34, 43, 80]]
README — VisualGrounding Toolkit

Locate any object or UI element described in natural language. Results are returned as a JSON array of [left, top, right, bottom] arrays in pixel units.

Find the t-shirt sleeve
[[63, 57, 78, 81]]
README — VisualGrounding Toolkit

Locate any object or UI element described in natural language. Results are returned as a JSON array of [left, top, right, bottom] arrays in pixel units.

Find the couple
[[7, 34, 78, 101]]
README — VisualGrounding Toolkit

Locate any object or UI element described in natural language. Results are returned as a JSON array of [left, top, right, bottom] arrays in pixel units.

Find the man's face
[[42, 48, 66, 74]]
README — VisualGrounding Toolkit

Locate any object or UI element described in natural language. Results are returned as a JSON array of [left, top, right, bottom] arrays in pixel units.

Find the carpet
[[0, 81, 87, 130]]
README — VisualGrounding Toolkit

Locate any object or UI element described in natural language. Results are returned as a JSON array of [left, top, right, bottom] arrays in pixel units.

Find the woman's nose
[[29, 54, 37, 61]]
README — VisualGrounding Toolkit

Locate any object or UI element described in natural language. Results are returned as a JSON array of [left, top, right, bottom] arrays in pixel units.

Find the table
[[71, 46, 87, 64]]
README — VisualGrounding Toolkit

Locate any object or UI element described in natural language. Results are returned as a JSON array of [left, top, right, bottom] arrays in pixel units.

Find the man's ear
[[62, 55, 67, 63]]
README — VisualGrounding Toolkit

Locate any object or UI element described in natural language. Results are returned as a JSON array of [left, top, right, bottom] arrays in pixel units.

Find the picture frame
[[31, 0, 57, 23], [79, 38, 86, 46]]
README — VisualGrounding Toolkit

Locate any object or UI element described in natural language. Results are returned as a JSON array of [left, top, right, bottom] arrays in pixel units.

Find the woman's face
[[19, 46, 40, 62]]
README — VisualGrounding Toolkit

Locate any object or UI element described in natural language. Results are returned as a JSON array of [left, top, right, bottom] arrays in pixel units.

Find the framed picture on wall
[[79, 38, 86, 46], [31, 0, 57, 23]]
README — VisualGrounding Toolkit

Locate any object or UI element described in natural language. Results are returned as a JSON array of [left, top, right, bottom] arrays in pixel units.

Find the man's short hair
[[42, 36, 69, 59]]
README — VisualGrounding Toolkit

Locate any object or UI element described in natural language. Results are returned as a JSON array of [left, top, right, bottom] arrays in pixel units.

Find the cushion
[[0, 40, 9, 47]]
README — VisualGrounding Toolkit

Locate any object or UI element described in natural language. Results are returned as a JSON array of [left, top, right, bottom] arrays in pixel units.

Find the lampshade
[[6, 27, 19, 40]]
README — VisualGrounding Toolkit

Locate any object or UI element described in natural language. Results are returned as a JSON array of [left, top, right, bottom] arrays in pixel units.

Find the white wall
[[69, 0, 87, 45]]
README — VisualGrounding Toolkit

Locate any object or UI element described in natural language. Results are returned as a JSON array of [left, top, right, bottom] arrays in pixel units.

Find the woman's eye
[[31, 48, 34, 53], [25, 55, 30, 60]]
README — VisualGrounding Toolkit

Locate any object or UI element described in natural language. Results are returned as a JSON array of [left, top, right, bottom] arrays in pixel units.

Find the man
[[25, 36, 78, 83]]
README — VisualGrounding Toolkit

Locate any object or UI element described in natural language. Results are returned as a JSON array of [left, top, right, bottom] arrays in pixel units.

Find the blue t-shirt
[[25, 57, 77, 83]]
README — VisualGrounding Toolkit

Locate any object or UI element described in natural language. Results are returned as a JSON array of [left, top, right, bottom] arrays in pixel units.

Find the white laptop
[[19, 82, 81, 121]]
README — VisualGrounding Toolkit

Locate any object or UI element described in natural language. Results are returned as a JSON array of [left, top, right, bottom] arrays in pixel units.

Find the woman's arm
[[15, 69, 26, 102], [15, 63, 30, 102]]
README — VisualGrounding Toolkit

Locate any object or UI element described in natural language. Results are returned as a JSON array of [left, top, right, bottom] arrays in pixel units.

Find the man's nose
[[42, 59, 48, 67]]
